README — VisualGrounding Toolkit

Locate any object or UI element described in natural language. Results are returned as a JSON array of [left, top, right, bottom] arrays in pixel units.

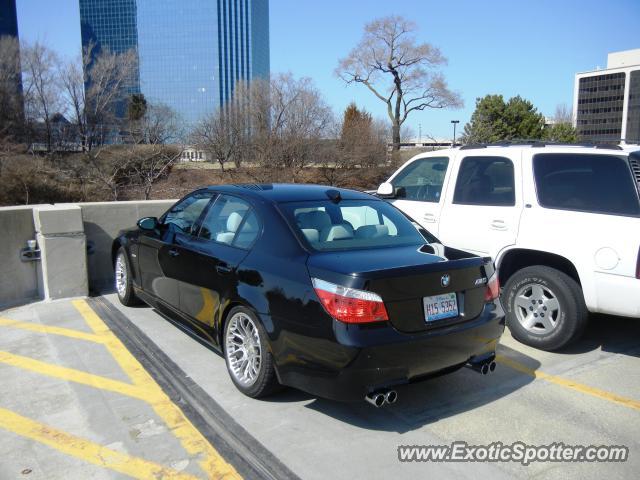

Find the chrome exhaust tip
[[365, 392, 386, 408], [385, 390, 398, 405], [465, 357, 496, 375]]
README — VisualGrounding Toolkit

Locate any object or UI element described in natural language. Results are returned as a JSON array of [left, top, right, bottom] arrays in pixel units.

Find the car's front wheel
[[115, 247, 139, 306], [223, 306, 280, 398], [503, 266, 588, 351]]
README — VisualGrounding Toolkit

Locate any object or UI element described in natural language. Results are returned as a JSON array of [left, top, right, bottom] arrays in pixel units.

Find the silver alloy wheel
[[225, 312, 262, 387], [115, 253, 127, 297], [514, 282, 561, 334]]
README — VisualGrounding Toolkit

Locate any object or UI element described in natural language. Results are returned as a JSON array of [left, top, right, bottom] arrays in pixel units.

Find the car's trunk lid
[[307, 245, 494, 333]]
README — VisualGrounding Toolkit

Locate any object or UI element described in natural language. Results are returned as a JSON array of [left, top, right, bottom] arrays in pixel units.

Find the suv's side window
[[453, 156, 515, 206], [163, 191, 214, 234], [198, 195, 260, 248], [534, 153, 640, 216], [391, 157, 449, 202]]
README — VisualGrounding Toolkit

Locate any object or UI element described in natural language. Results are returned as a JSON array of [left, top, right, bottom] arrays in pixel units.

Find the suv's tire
[[223, 306, 280, 398], [114, 247, 139, 306], [502, 266, 588, 351]]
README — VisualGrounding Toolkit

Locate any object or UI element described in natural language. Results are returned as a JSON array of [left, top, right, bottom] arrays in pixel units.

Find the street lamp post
[[451, 120, 460, 147]]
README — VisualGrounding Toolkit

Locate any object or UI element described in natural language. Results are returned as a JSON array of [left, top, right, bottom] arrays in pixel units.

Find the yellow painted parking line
[[72, 299, 242, 480], [0, 406, 199, 480], [496, 354, 640, 412], [0, 350, 148, 400], [0, 317, 105, 344]]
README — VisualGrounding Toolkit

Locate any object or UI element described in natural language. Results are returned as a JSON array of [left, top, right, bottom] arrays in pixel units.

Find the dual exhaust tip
[[364, 359, 496, 406], [365, 389, 398, 407], [466, 359, 497, 375]]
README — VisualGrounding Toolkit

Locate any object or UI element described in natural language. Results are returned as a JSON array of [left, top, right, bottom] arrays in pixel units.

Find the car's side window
[[533, 153, 640, 216], [198, 195, 259, 248], [453, 156, 515, 206], [391, 157, 449, 202], [163, 191, 214, 234]]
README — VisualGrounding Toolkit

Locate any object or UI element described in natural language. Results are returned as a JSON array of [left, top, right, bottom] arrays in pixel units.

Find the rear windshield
[[278, 199, 426, 251], [533, 153, 640, 216]]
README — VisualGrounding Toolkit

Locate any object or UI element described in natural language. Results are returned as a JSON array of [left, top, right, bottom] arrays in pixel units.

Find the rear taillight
[[484, 273, 500, 302], [312, 278, 389, 324]]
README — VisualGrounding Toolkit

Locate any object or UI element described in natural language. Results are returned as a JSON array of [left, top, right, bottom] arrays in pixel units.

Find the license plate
[[423, 293, 459, 322]]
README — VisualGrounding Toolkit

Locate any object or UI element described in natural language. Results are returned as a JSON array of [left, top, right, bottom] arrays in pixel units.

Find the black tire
[[502, 266, 588, 351], [114, 247, 139, 307], [223, 306, 280, 398]]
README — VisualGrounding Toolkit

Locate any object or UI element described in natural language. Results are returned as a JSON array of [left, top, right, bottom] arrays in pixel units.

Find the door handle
[[216, 264, 232, 275], [490, 220, 508, 231], [422, 213, 437, 223], [168, 248, 180, 257]]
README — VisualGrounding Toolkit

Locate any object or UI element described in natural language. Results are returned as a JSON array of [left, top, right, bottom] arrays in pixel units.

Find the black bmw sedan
[[112, 184, 505, 405]]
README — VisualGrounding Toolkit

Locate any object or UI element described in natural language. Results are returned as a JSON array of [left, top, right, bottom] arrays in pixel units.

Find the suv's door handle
[[423, 213, 437, 223], [168, 248, 180, 257], [490, 220, 508, 231], [216, 264, 232, 275]]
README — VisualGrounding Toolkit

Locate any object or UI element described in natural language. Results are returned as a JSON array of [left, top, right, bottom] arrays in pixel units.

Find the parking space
[[0, 298, 242, 479], [2, 296, 639, 479]]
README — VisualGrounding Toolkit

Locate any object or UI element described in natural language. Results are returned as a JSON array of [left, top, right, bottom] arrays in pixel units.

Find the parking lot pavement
[[2, 296, 640, 480], [0, 298, 242, 479]]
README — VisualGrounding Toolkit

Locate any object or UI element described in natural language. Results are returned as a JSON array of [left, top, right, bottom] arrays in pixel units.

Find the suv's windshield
[[533, 153, 640, 216], [279, 199, 425, 251]]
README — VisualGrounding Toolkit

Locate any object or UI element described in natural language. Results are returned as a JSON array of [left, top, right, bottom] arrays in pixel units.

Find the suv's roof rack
[[459, 140, 623, 150]]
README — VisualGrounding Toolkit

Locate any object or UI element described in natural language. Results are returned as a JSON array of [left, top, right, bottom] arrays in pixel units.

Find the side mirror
[[137, 216, 159, 231], [377, 182, 395, 198]]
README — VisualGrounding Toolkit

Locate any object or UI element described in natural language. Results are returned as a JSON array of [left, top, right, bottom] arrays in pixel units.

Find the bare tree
[[553, 103, 573, 125], [224, 74, 333, 182], [60, 44, 138, 151], [21, 41, 63, 151], [336, 15, 462, 152], [129, 103, 183, 199], [191, 102, 244, 171]]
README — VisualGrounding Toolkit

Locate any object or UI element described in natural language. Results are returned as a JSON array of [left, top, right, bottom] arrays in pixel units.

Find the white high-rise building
[[573, 49, 640, 144]]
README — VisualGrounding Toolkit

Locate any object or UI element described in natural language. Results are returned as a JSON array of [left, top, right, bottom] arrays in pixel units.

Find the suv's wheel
[[115, 247, 139, 306], [502, 266, 588, 351], [223, 306, 280, 398]]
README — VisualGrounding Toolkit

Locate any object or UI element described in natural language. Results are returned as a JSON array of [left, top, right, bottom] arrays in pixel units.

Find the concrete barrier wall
[[0, 206, 41, 308], [0, 200, 175, 307], [80, 200, 175, 292]]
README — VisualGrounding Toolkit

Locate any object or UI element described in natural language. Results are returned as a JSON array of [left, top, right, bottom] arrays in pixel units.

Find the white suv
[[378, 143, 640, 350]]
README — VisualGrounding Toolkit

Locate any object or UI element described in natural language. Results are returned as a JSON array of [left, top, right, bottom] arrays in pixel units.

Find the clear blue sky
[[17, 0, 640, 139]]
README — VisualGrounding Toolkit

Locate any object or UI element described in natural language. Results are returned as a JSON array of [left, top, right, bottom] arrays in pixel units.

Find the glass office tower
[[0, 0, 23, 120], [0, 0, 19, 38], [79, 0, 270, 125]]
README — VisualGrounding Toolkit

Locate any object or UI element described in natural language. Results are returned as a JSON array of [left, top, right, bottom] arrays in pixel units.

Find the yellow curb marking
[[496, 354, 640, 412], [0, 317, 106, 344], [0, 299, 242, 479], [72, 299, 241, 479], [0, 350, 148, 400], [0, 406, 199, 480]]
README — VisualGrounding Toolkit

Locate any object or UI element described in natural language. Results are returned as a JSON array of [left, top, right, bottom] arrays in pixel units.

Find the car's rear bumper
[[270, 302, 505, 402]]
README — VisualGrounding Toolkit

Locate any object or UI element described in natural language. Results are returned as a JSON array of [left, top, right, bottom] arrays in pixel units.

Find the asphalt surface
[[1, 294, 639, 479]]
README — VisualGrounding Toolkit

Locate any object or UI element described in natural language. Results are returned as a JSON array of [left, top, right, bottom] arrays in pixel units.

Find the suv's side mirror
[[377, 182, 395, 198], [137, 216, 159, 231]]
